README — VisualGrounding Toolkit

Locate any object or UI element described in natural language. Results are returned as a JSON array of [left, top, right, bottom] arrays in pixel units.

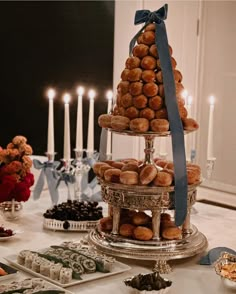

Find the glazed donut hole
[[141, 70, 156, 83], [142, 30, 155, 45], [148, 95, 163, 111], [112, 105, 126, 116], [141, 56, 157, 70], [155, 108, 168, 119], [140, 107, 155, 120], [178, 106, 188, 119], [130, 118, 149, 132], [143, 82, 158, 97], [127, 68, 142, 82], [117, 81, 130, 95], [150, 118, 169, 132], [158, 84, 165, 97], [121, 69, 130, 81], [129, 81, 143, 96], [120, 93, 133, 108], [125, 106, 140, 119], [149, 44, 158, 58], [173, 69, 183, 83], [137, 33, 144, 44], [175, 83, 185, 95], [156, 71, 163, 83], [132, 44, 149, 58], [182, 118, 199, 131], [133, 94, 148, 109], [125, 56, 141, 69], [144, 23, 156, 31]]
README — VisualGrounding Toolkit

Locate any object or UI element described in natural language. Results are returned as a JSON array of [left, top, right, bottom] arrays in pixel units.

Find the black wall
[[0, 1, 114, 159]]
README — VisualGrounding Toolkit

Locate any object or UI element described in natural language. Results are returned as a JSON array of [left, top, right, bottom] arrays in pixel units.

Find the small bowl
[[124, 272, 172, 293], [214, 252, 236, 290]]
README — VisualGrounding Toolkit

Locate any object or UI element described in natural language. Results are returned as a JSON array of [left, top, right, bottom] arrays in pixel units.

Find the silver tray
[[43, 218, 98, 232]]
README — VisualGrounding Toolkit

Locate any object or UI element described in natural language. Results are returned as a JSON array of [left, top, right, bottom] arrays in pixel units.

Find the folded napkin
[[199, 247, 236, 265]]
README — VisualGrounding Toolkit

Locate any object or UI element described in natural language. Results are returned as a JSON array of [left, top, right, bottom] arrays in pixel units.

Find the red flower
[[0, 175, 17, 202], [11, 182, 31, 202]]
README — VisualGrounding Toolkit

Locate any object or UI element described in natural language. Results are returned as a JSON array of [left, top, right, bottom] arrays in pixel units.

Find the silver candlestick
[[206, 157, 216, 179]]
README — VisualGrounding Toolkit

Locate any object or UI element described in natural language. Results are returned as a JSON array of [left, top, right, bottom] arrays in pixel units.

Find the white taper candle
[[76, 86, 84, 151], [63, 93, 71, 161], [207, 95, 215, 160], [87, 89, 96, 153], [47, 88, 56, 155]]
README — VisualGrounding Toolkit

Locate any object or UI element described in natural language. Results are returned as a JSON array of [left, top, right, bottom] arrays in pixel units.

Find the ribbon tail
[[155, 21, 187, 226], [129, 22, 150, 55], [89, 177, 97, 190], [33, 169, 45, 200], [45, 167, 59, 205]]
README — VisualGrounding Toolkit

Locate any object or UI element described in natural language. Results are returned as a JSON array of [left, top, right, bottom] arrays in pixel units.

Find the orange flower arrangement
[[0, 135, 34, 202]]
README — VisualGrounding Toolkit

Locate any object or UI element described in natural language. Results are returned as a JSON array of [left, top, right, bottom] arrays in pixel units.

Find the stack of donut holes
[[98, 23, 199, 133], [99, 210, 182, 241], [93, 158, 201, 187]]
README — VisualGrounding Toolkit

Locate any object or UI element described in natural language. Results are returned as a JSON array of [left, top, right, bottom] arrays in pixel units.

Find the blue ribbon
[[33, 159, 60, 205], [54, 170, 76, 189], [130, 4, 188, 226]]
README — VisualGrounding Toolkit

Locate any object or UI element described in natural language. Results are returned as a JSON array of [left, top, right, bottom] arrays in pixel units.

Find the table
[[0, 187, 235, 294]]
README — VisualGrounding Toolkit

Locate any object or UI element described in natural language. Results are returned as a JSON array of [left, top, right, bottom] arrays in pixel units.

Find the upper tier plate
[[107, 128, 194, 138]]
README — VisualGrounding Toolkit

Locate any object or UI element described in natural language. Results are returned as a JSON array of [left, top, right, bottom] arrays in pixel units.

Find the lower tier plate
[[88, 224, 208, 261]]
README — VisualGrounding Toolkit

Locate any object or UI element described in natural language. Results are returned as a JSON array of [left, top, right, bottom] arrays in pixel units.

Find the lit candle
[[75, 86, 84, 151], [106, 90, 113, 155], [185, 95, 193, 161], [47, 88, 56, 155], [87, 89, 96, 153], [63, 93, 71, 161], [207, 95, 215, 160]]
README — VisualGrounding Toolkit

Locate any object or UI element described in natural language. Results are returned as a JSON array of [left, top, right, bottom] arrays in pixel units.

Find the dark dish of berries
[[43, 200, 103, 222], [0, 226, 14, 237]]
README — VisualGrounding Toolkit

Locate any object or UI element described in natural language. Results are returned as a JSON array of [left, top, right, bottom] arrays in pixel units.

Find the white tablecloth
[[0, 188, 235, 294]]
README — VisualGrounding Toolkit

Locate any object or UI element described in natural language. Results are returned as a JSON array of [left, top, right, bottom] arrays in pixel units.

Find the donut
[[139, 165, 157, 185], [137, 33, 144, 44], [119, 224, 136, 237], [164, 161, 174, 170], [140, 107, 155, 120], [154, 158, 168, 168], [187, 168, 200, 184], [111, 161, 125, 169], [149, 44, 158, 58], [132, 211, 151, 226], [150, 119, 169, 132], [120, 171, 139, 185], [125, 106, 139, 119], [127, 68, 142, 82], [144, 23, 156, 31], [104, 160, 114, 165], [116, 94, 122, 107], [177, 97, 185, 107], [121, 162, 139, 173], [129, 82, 143, 96], [143, 82, 158, 97], [93, 162, 109, 175], [133, 226, 153, 241], [153, 171, 173, 187], [182, 118, 199, 131], [186, 163, 201, 173], [98, 114, 112, 128], [100, 216, 113, 231], [132, 44, 149, 58], [133, 95, 148, 109], [173, 69, 183, 82], [155, 108, 168, 119], [120, 93, 133, 108], [117, 81, 130, 95], [121, 69, 130, 81], [141, 70, 156, 83], [104, 168, 121, 183], [178, 106, 188, 119], [111, 115, 130, 131], [142, 30, 155, 45], [162, 226, 182, 240], [130, 118, 149, 132], [148, 95, 163, 111], [141, 56, 157, 70], [125, 56, 141, 69], [161, 213, 171, 222], [99, 165, 114, 178], [175, 83, 184, 95]]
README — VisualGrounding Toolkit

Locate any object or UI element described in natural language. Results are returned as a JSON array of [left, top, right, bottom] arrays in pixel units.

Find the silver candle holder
[[206, 157, 216, 180]]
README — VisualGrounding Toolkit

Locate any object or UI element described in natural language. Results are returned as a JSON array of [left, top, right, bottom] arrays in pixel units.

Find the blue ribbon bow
[[33, 159, 60, 205], [130, 4, 188, 226]]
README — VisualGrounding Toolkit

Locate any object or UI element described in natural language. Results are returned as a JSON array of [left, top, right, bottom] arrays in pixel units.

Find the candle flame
[[47, 88, 56, 100], [88, 89, 96, 100], [106, 90, 113, 100], [77, 86, 85, 96], [63, 93, 71, 104], [209, 95, 215, 105], [187, 95, 193, 106]]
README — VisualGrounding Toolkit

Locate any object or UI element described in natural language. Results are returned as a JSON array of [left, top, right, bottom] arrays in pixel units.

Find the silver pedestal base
[[88, 224, 208, 273]]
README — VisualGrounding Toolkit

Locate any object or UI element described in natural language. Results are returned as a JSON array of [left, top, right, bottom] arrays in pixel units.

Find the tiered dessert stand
[[88, 129, 208, 273]]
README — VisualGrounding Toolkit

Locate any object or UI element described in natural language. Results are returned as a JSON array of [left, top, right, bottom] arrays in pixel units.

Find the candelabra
[[206, 157, 216, 180]]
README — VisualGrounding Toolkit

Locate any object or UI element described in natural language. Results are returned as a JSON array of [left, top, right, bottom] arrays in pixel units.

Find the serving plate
[[0, 234, 16, 241], [0, 262, 18, 282], [5, 253, 131, 288], [43, 218, 98, 232]]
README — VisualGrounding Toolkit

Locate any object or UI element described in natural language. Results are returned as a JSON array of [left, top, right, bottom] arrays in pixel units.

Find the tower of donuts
[[89, 5, 207, 273]]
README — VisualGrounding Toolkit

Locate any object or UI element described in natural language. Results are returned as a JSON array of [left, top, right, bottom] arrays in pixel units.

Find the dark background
[[0, 1, 114, 159]]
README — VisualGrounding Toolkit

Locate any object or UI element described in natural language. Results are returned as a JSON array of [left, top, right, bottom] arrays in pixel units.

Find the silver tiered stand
[[88, 129, 208, 274]]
